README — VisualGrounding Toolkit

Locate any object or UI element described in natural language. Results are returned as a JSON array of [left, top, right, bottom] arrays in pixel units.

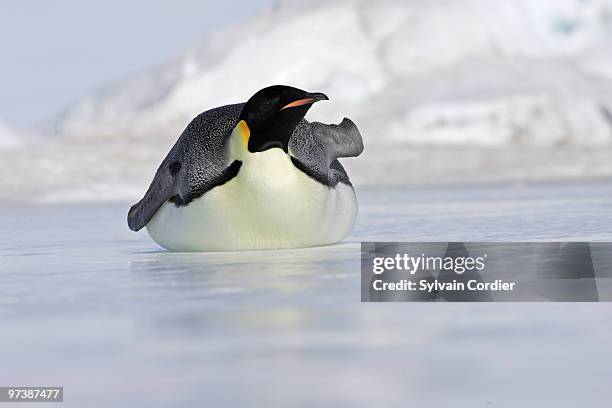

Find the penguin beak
[[247, 92, 329, 154], [281, 92, 328, 110]]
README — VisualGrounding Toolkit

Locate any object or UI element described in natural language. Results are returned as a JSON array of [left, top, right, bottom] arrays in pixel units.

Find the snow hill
[[0, 119, 21, 150], [2, 0, 612, 202], [56, 0, 612, 147]]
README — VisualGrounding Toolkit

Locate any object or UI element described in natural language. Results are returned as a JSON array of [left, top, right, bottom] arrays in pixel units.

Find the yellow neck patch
[[237, 120, 250, 147]]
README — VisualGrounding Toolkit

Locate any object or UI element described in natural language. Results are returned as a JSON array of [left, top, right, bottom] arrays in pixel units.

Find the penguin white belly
[[146, 149, 357, 251]]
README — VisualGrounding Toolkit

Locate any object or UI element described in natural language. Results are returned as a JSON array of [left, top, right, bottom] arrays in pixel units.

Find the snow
[[53, 0, 612, 147], [0, 119, 21, 150], [1, 0, 612, 203]]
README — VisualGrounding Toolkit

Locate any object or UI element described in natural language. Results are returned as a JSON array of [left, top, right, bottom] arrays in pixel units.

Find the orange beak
[[280, 92, 328, 110]]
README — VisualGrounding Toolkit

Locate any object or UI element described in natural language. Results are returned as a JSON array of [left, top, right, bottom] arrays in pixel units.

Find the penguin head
[[238, 85, 328, 153]]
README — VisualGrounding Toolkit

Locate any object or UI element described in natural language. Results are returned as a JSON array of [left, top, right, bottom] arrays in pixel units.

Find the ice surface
[[1, 183, 611, 407]]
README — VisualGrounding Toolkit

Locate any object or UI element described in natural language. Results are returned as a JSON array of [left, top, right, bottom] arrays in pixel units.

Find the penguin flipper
[[127, 103, 244, 231], [289, 117, 363, 186], [127, 157, 178, 231], [311, 118, 364, 163]]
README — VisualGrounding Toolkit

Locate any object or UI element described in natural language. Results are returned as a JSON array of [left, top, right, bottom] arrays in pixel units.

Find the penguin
[[127, 85, 363, 251]]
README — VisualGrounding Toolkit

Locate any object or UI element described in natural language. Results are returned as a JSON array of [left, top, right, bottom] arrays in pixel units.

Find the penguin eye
[[258, 98, 277, 115]]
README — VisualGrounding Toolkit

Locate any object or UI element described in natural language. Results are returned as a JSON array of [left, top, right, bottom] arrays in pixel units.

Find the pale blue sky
[[0, 0, 275, 128]]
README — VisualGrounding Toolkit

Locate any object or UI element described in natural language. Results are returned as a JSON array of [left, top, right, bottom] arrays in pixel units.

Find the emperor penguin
[[127, 85, 364, 251]]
